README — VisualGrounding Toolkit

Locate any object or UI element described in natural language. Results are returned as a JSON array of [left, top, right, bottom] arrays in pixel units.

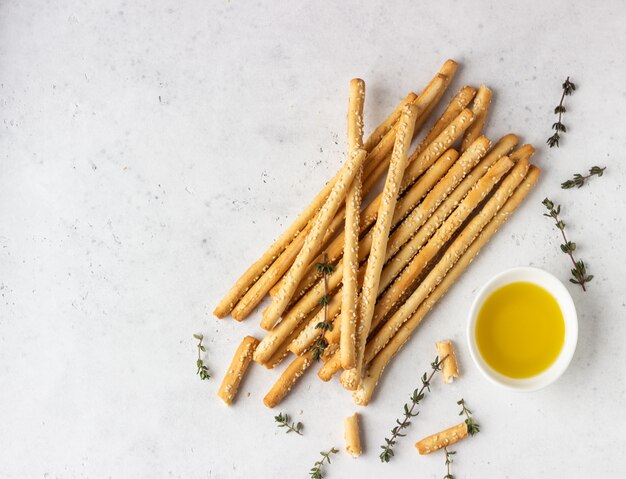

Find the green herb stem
[[542, 198, 592, 291], [561, 166, 606, 189], [379, 355, 448, 463], [309, 447, 338, 479]]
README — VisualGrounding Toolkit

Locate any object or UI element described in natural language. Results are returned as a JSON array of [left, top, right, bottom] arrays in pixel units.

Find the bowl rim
[[466, 266, 578, 391]]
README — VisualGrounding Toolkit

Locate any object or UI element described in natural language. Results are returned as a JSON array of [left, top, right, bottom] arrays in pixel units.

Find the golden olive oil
[[475, 282, 565, 378]]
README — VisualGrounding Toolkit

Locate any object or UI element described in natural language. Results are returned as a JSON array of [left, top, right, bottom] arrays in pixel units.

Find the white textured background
[[1, 1, 625, 477]]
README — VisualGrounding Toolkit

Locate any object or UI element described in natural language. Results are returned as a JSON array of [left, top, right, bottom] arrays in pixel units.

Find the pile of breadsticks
[[214, 59, 540, 408]]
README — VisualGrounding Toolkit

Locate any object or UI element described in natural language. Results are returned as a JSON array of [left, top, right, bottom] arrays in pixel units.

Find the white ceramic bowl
[[467, 266, 578, 391]]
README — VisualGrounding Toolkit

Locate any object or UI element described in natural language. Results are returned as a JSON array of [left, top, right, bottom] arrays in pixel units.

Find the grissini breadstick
[[363, 57, 454, 157], [324, 309, 342, 346], [374, 135, 520, 305], [257, 87, 462, 357], [214, 197, 324, 319], [289, 292, 342, 355], [362, 92, 416, 153], [415, 423, 468, 454], [265, 309, 317, 368], [263, 350, 314, 408], [341, 104, 419, 391], [363, 158, 530, 370], [254, 258, 350, 363], [344, 413, 363, 458], [362, 74, 447, 181], [318, 350, 342, 381], [232, 117, 400, 321], [289, 150, 460, 354], [316, 136, 520, 383], [435, 340, 460, 384], [371, 154, 512, 328], [341, 78, 366, 370], [253, 77, 450, 315], [411, 86, 476, 160], [509, 143, 535, 163], [270, 79, 461, 300], [291, 110, 473, 326], [353, 166, 541, 405], [409, 60, 458, 136], [261, 149, 368, 330], [217, 336, 259, 405], [384, 137, 491, 269], [280, 105, 473, 301], [461, 85, 492, 153], [215, 90, 422, 318]]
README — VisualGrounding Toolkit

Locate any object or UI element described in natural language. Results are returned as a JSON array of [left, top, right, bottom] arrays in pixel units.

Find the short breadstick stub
[[415, 422, 468, 454], [263, 351, 313, 408], [436, 340, 460, 384], [344, 412, 363, 458], [217, 336, 259, 405]]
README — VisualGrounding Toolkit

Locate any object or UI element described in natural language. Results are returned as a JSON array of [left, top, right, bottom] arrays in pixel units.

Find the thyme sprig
[[457, 398, 480, 436], [561, 166, 606, 189], [443, 447, 456, 479], [274, 412, 303, 435], [379, 355, 448, 463], [312, 253, 334, 361], [309, 447, 338, 479], [547, 76, 576, 148], [542, 198, 593, 291], [193, 334, 210, 380]]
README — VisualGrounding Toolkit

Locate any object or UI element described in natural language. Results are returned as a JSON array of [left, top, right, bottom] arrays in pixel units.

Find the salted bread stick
[[285, 121, 466, 303], [344, 413, 363, 458], [409, 60, 458, 135], [290, 150, 459, 355], [384, 137, 490, 268], [216, 91, 423, 318], [217, 336, 259, 405], [415, 423, 468, 454], [219, 62, 456, 317], [363, 72, 447, 181], [316, 136, 519, 383], [341, 79, 366, 370], [257, 78, 457, 357], [461, 85, 492, 153], [254, 260, 347, 364], [214, 197, 325, 319], [412, 86, 476, 159], [273, 90, 475, 301], [263, 350, 314, 408], [371, 152, 512, 328], [261, 149, 367, 329], [265, 309, 316, 368], [436, 340, 460, 384], [364, 157, 527, 366], [289, 293, 341, 355], [270, 78, 460, 300], [353, 166, 541, 405], [318, 350, 342, 381], [341, 104, 419, 391], [375, 135, 518, 305], [363, 92, 416, 152]]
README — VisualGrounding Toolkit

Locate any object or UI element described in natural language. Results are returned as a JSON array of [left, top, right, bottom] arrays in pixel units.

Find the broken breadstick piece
[[344, 413, 363, 458], [415, 422, 468, 454], [217, 336, 259, 405], [436, 340, 460, 384], [263, 351, 313, 408]]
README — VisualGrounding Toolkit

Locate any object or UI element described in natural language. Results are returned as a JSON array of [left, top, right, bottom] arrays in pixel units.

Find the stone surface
[[1, 1, 625, 477]]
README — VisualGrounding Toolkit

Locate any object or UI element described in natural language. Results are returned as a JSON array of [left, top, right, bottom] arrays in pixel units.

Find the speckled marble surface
[[1, 1, 625, 477]]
